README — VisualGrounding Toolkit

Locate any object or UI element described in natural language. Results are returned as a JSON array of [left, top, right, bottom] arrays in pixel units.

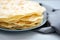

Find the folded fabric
[[39, 10, 60, 34]]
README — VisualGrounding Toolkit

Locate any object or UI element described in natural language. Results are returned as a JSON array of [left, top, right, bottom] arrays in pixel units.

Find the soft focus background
[[31, 0, 60, 9], [0, 0, 60, 40]]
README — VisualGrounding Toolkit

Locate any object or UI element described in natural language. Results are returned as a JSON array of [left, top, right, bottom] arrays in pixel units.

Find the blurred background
[[30, 0, 60, 9]]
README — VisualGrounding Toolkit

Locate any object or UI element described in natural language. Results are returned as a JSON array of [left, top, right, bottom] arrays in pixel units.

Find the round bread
[[0, 0, 46, 29]]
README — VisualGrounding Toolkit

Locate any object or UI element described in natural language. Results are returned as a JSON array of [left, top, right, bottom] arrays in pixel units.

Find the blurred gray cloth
[[48, 10, 60, 34], [39, 9, 60, 34]]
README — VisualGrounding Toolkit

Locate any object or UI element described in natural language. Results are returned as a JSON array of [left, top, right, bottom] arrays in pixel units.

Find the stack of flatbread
[[0, 0, 46, 30]]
